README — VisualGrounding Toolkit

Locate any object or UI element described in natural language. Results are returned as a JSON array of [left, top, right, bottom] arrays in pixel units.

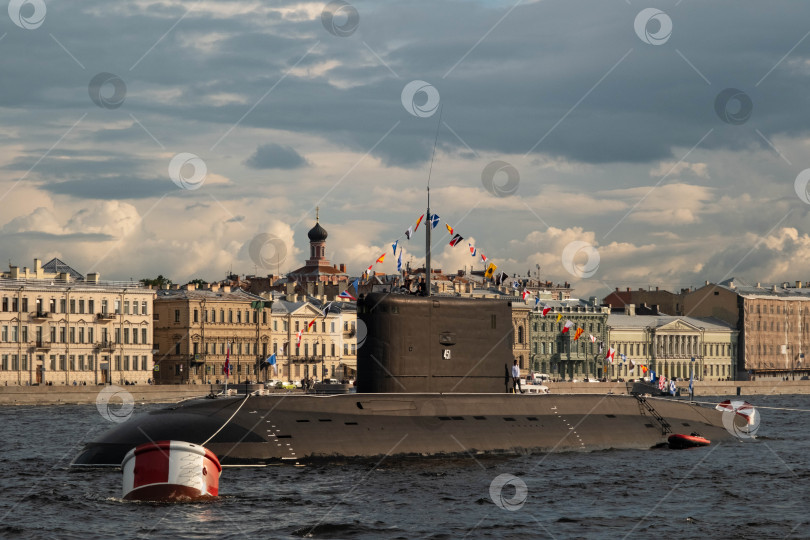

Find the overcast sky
[[3, 0, 810, 298]]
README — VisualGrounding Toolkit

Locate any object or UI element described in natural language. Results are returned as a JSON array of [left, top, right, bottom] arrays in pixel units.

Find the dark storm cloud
[[41, 176, 174, 199], [5, 0, 810, 170], [4, 152, 147, 179], [244, 143, 308, 169]]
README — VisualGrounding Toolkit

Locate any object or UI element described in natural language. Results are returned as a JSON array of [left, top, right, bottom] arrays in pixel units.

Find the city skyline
[[2, 1, 810, 299]]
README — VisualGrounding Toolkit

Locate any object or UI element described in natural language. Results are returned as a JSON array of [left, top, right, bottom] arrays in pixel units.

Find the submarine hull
[[72, 393, 736, 466]]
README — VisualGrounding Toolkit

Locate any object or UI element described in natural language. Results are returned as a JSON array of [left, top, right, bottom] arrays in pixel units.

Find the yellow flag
[[484, 262, 496, 279], [556, 313, 562, 322]]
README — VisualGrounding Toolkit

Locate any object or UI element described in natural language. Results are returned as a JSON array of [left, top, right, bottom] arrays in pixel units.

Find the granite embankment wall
[[0, 384, 299, 405], [545, 380, 810, 396], [1, 380, 809, 405]]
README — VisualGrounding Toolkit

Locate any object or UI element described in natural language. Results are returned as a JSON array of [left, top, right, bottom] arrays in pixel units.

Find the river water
[[0, 395, 807, 539]]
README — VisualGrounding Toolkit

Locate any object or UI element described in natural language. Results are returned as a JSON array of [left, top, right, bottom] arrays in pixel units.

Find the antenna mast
[[425, 106, 442, 297]]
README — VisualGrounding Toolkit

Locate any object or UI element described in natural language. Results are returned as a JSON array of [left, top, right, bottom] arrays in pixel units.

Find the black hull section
[[72, 393, 736, 467]]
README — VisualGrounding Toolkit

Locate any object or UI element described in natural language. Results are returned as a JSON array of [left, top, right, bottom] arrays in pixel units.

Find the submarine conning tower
[[357, 293, 514, 393]]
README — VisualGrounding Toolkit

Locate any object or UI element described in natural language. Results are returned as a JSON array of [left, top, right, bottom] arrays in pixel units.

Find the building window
[[89, 299, 95, 313], [70, 327, 76, 344], [59, 299, 66, 313], [174, 309, 180, 323], [124, 329, 130, 344], [114, 299, 120, 314], [193, 309, 199, 323], [142, 328, 147, 344], [133, 301, 139, 315], [124, 301, 130, 315], [175, 342, 181, 355], [141, 301, 148, 315], [79, 327, 85, 343]]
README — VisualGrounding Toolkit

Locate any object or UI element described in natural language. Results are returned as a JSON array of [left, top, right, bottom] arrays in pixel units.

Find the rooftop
[[607, 313, 734, 331]]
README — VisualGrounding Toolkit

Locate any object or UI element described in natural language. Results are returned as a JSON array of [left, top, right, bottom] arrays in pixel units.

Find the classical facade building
[[0, 258, 155, 386], [685, 279, 810, 379], [153, 285, 272, 384], [528, 300, 609, 380], [268, 295, 347, 383], [512, 302, 531, 371], [154, 285, 354, 384], [607, 307, 737, 381]]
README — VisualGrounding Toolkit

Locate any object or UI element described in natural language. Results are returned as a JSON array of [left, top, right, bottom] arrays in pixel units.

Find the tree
[[187, 278, 208, 287], [140, 275, 173, 288]]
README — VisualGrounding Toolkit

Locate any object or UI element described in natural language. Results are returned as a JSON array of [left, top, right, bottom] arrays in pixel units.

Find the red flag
[[296, 330, 303, 347], [573, 327, 584, 340], [562, 320, 574, 333], [376, 253, 385, 264], [542, 305, 551, 317], [449, 234, 463, 247], [606, 347, 615, 362], [414, 214, 424, 232]]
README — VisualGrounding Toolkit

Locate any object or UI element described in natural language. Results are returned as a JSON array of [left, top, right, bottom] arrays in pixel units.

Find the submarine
[[72, 292, 738, 467], [72, 184, 738, 467]]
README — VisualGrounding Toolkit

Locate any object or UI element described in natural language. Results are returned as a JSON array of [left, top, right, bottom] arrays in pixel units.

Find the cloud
[[41, 177, 175, 200], [244, 143, 309, 169]]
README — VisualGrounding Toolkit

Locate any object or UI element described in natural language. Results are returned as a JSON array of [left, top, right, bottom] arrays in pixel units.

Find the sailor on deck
[[512, 360, 524, 394]]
